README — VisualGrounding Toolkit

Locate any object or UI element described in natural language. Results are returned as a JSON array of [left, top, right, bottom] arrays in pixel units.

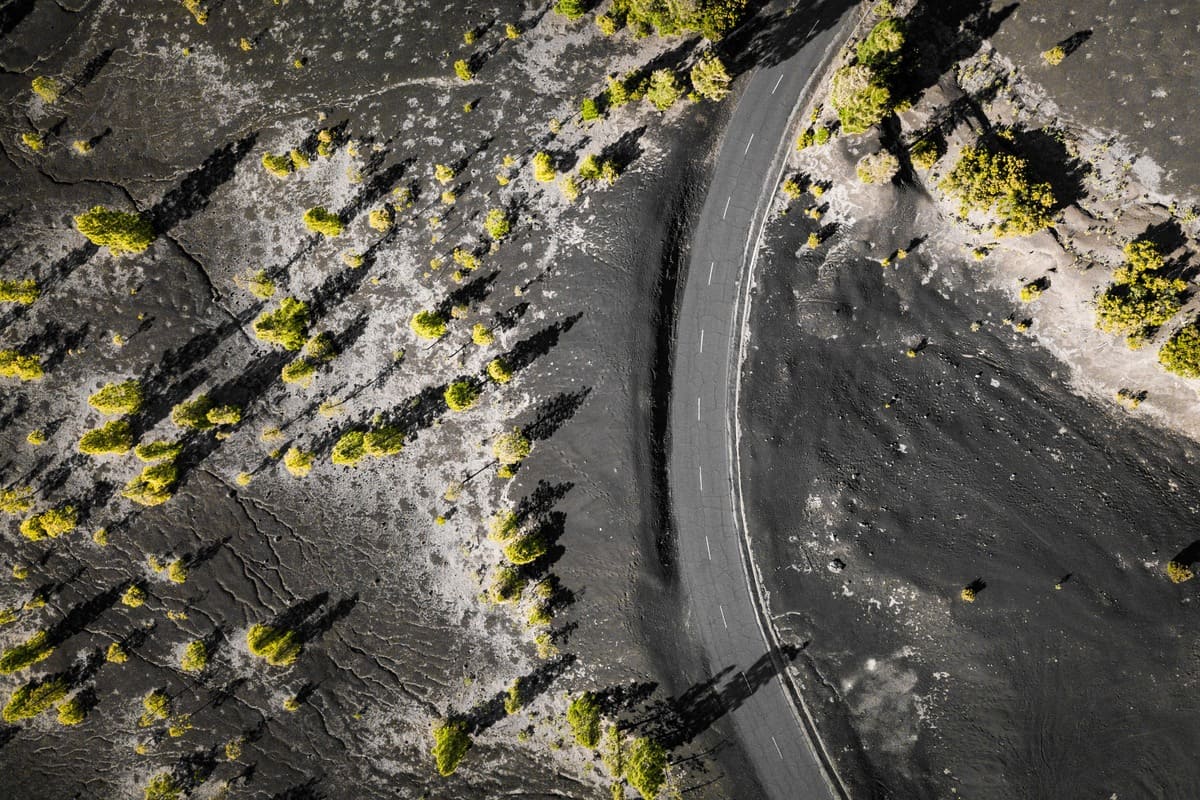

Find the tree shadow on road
[[631, 643, 803, 748]]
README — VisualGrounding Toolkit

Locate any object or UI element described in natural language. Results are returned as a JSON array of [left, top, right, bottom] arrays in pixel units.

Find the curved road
[[669, 4, 859, 798]]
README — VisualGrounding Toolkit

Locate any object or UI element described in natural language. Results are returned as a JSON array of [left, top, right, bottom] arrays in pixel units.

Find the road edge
[[722, 6, 872, 800]]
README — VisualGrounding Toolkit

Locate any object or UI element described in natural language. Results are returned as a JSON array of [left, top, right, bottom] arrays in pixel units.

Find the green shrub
[[254, 297, 310, 350], [431, 719, 471, 776], [568, 692, 602, 748], [0, 350, 43, 381], [578, 155, 602, 182], [690, 54, 731, 101], [444, 381, 480, 412], [410, 310, 447, 340], [56, 696, 85, 725], [170, 394, 214, 429], [560, 175, 581, 203], [0, 630, 53, 673], [623, 737, 667, 800], [1019, 281, 1045, 303], [181, 640, 207, 673], [0, 487, 33, 515], [262, 152, 293, 177], [141, 689, 170, 724], [73, 206, 155, 256], [527, 602, 553, 626], [167, 559, 188, 584], [302, 207, 344, 237], [645, 69, 683, 111], [369, 207, 393, 231], [910, 138, 941, 170], [601, 724, 623, 777], [283, 448, 314, 477], [19, 506, 76, 541], [79, 419, 134, 455], [856, 17, 905, 67], [1167, 560, 1195, 583], [1096, 240, 1184, 345], [596, 12, 619, 35], [247, 269, 275, 298], [830, 65, 891, 134], [504, 678, 525, 714], [21, 131, 45, 153], [606, 75, 630, 108], [363, 425, 404, 457], [246, 623, 301, 666], [122, 462, 178, 506], [3, 676, 68, 722], [504, 533, 548, 565], [472, 324, 495, 346], [487, 357, 514, 384], [1159, 322, 1200, 377], [938, 145, 1055, 237], [856, 151, 900, 184], [488, 510, 520, 543], [89, 379, 144, 414], [206, 405, 241, 425], [555, 0, 586, 19], [532, 152, 557, 183], [331, 431, 366, 465], [143, 773, 181, 800], [581, 97, 602, 122], [485, 208, 511, 240], [32, 76, 61, 103], [492, 429, 531, 465], [488, 567, 525, 603], [454, 59, 474, 81], [0, 279, 38, 305], [281, 357, 316, 386]]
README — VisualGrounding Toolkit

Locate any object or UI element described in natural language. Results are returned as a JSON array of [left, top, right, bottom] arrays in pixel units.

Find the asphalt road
[[669, 5, 859, 798]]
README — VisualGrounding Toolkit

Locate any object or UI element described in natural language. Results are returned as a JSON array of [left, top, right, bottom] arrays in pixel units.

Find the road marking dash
[[771, 735, 783, 759], [719, 605, 727, 629], [707, 260, 715, 286], [699, 329, 705, 353], [696, 396, 701, 421], [705, 534, 712, 560], [771, 74, 784, 94], [698, 464, 704, 492], [722, 196, 731, 219], [744, 133, 755, 155]]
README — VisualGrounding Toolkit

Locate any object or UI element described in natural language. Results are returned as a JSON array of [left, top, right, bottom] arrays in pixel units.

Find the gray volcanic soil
[[740, 2, 1200, 798], [0, 0, 763, 797]]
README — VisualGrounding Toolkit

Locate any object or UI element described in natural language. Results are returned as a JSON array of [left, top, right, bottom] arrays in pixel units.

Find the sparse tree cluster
[[938, 144, 1055, 237]]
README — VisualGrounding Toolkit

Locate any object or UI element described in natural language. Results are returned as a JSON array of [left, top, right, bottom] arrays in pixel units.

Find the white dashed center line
[[699, 329, 705, 353], [707, 260, 715, 285], [705, 534, 712, 560], [696, 396, 701, 421], [719, 605, 728, 629], [744, 133, 755, 155], [722, 196, 731, 219], [771, 74, 784, 94], [771, 736, 783, 759], [698, 464, 704, 491]]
